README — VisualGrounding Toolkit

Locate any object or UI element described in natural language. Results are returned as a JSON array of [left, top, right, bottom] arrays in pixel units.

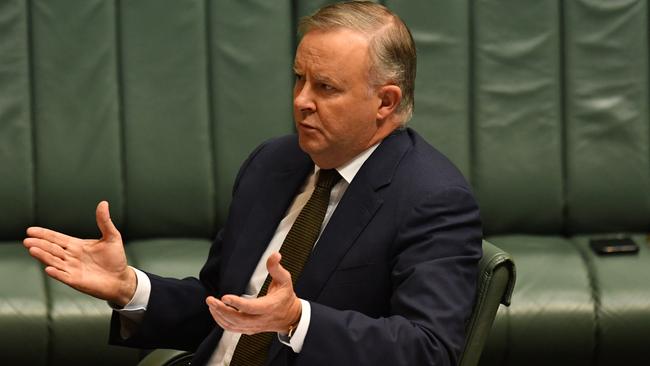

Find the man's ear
[[376, 85, 402, 121]]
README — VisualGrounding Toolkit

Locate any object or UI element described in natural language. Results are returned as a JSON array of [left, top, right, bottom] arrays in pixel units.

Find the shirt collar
[[314, 142, 380, 184]]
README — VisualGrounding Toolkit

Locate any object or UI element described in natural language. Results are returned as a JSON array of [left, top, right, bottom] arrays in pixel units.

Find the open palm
[[23, 201, 136, 306]]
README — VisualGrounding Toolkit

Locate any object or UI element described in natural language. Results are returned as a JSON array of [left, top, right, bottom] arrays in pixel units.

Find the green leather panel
[[565, 0, 650, 233], [573, 234, 650, 365], [121, 0, 214, 238], [0, 1, 34, 240], [489, 235, 595, 366], [0, 244, 47, 365], [210, 0, 294, 224], [2, 1, 649, 365], [126, 238, 211, 278], [388, 0, 471, 178], [473, 0, 563, 235], [47, 277, 140, 366], [295, 0, 355, 19], [31, 0, 124, 237]]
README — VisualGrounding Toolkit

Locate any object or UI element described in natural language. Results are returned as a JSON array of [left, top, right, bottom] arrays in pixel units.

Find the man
[[23, 2, 481, 365]]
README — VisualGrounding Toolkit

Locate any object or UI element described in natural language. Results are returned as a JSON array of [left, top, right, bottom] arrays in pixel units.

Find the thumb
[[267, 252, 291, 286], [96, 201, 120, 241]]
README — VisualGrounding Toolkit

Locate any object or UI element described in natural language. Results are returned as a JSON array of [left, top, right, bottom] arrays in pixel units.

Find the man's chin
[[297, 137, 321, 155], [297, 136, 328, 160]]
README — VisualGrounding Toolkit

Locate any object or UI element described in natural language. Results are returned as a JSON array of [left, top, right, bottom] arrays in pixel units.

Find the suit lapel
[[294, 179, 383, 299], [264, 188, 384, 365], [220, 155, 313, 297], [295, 129, 411, 299], [266, 129, 413, 364]]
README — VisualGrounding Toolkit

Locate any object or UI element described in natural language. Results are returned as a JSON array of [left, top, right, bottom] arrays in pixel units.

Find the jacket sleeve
[[108, 140, 272, 351], [108, 231, 223, 351]]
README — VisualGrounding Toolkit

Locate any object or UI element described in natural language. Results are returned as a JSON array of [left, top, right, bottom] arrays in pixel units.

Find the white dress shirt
[[113, 143, 379, 365]]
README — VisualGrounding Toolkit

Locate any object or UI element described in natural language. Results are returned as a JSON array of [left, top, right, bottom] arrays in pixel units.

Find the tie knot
[[316, 169, 342, 190]]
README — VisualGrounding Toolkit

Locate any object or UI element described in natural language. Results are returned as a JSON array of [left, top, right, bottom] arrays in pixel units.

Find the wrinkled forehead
[[294, 29, 371, 76]]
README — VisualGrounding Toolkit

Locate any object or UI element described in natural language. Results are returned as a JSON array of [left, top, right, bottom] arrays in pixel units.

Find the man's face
[[293, 29, 388, 169]]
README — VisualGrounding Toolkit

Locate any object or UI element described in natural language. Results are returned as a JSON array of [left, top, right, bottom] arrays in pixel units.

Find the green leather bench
[[1, 0, 648, 365]]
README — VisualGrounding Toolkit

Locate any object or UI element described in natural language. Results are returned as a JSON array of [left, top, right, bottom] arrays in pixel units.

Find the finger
[[206, 296, 224, 310], [95, 201, 120, 241], [25, 227, 74, 248], [23, 238, 67, 260], [211, 309, 251, 334], [207, 297, 236, 317], [44, 266, 72, 283], [28, 247, 67, 271], [207, 296, 241, 313], [266, 252, 292, 287], [207, 300, 232, 328], [221, 294, 271, 315], [213, 297, 248, 318], [210, 306, 243, 332], [208, 298, 257, 333]]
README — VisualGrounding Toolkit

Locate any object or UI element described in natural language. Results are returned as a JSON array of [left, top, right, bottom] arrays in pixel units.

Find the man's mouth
[[298, 121, 318, 131]]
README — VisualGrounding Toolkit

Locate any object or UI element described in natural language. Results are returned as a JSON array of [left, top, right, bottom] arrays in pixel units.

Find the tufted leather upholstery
[[0, 0, 648, 365]]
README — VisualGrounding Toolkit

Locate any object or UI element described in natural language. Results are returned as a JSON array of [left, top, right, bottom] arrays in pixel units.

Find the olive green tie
[[229, 169, 342, 366]]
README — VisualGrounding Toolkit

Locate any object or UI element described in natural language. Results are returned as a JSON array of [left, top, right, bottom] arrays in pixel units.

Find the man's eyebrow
[[313, 73, 341, 85], [291, 64, 342, 85]]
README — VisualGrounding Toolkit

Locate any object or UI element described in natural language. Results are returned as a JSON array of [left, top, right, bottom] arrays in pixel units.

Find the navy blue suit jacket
[[110, 128, 482, 366]]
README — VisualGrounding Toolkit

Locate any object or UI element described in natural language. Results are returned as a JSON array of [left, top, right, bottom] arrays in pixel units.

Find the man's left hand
[[206, 252, 302, 335]]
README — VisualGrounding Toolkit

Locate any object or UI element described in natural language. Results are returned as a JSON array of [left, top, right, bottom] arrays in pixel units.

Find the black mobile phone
[[589, 237, 639, 255]]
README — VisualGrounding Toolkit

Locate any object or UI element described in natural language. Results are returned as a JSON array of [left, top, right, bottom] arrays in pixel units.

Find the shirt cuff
[[277, 299, 311, 353], [107, 266, 151, 311], [106, 267, 151, 339]]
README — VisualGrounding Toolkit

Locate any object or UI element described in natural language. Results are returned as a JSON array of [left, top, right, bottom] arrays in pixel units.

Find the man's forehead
[[294, 29, 370, 69], [293, 43, 326, 67]]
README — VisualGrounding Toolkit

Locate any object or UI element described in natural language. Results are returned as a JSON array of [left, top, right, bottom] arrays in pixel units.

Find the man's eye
[[319, 83, 334, 91], [294, 73, 304, 81]]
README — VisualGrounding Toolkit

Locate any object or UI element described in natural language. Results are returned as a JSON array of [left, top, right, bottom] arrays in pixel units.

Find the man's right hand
[[23, 201, 136, 307]]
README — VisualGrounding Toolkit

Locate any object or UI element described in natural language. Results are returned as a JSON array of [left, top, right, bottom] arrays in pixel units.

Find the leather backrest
[[0, 0, 294, 239], [1, 0, 648, 239], [389, 0, 650, 235]]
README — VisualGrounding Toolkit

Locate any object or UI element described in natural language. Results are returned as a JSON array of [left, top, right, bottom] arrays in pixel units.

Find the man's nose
[[293, 84, 316, 113]]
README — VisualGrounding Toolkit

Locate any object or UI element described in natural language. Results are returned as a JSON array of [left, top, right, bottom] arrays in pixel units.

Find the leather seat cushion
[[0, 244, 48, 365], [483, 235, 596, 365]]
